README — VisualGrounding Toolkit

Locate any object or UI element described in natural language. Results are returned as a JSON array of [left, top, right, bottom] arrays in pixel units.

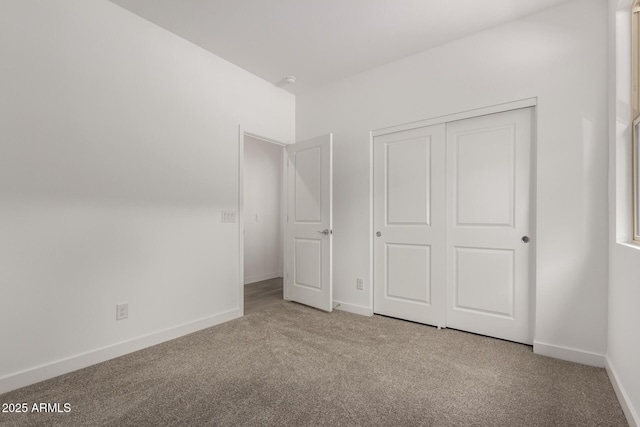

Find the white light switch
[[221, 210, 236, 223]]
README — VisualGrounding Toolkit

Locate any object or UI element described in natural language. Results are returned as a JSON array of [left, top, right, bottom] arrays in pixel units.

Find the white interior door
[[285, 134, 333, 312], [373, 124, 446, 326], [445, 108, 533, 344]]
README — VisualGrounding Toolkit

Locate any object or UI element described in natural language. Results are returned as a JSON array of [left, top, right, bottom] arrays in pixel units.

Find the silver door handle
[[318, 229, 331, 236], [376, 231, 381, 237], [521, 236, 530, 243]]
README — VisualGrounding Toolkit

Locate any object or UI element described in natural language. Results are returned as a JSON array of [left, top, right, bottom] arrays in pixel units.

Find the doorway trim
[[369, 97, 537, 339], [238, 126, 287, 317]]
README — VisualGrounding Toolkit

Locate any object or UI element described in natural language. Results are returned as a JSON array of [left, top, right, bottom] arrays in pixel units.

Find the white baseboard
[[606, 357, 639, 427], [0, 308, 241, 395], [244, 272, 282, 285], [533, 341, 605, 367], [333, 300, 373, 317]]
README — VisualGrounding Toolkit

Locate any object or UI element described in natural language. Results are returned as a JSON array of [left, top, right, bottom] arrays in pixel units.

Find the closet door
[[445, 108, 533, 344], [373, 124, 446, 327]]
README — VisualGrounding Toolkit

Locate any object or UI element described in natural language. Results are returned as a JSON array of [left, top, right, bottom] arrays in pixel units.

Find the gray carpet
[[0, 301, 627, 426]]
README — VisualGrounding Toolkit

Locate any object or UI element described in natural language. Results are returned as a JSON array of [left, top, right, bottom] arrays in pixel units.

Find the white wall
[[297, 0, 609, 363], [0, 0, 294, 393], [607, 1, 640, 424], [243, 136, 284, 284]]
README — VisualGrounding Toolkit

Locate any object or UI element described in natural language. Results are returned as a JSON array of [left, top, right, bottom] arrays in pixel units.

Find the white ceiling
[[108, 0, 573, 94]]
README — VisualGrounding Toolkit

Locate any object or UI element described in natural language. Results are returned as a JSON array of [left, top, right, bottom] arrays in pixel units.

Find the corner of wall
[[606, 357, 640, 427]]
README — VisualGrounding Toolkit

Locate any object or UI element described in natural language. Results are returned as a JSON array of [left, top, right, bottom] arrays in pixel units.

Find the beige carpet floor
[[0, 301, 628, 426]]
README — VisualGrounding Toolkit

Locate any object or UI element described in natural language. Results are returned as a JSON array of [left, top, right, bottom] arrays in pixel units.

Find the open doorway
[[241, 133, 285, 315]]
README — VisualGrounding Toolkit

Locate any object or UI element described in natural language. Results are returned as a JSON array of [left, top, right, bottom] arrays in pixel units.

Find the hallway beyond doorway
[[244, 277, 283, 315]]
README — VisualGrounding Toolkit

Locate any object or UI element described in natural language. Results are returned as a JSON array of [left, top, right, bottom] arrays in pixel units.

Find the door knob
[[376, 231, 382, 237], [318, 229, 330, 236], [521, 236, 530, 243]]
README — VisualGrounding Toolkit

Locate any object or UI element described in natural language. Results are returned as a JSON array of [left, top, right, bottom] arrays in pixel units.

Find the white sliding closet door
[[445, 108, 533, 344], [373, 124, 446, 327]]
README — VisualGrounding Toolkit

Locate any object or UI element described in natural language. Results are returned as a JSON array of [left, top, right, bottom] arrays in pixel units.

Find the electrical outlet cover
[[116, 303, 128, 320]]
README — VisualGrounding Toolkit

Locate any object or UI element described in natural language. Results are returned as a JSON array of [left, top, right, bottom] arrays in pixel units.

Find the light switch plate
[[221, 210, 236, 223]]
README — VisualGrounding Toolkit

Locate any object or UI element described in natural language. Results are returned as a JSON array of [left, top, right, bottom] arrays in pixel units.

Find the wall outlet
[[116, 303, 128, 321], [356, 278, 364, 290]]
